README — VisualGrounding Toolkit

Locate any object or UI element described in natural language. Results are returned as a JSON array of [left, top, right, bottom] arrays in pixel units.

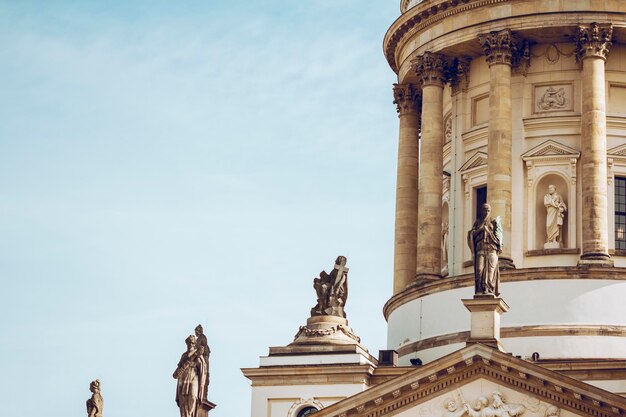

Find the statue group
[[467, 203, 503, 297], [173, 325, 211, 417], [442, 391, 527, 417], [311, 255, 349, 318]]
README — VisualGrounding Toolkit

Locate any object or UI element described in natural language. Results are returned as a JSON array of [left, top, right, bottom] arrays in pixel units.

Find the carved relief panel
[[533, 83, 574, 113]]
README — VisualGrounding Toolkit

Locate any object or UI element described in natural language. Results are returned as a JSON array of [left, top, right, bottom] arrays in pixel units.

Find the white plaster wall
[[388, 280, 626, 362], [250, 383, 367, 417]]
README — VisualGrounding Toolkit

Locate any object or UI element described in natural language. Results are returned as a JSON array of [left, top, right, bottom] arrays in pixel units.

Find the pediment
[[313, 344, 626, 417], [608, 144, 626, 157], [460, 152, 488, 173], [521, 140, 580, 161]]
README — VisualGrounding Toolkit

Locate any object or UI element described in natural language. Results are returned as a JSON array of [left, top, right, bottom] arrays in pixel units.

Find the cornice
[[312, 344, 626, 417], [396, 324, 626, 356], [383, 266, 626, 320], [383, 0, 626, 74]]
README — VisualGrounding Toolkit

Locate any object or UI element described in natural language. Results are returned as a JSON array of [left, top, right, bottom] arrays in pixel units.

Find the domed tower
[[385, 0, 626, 367]]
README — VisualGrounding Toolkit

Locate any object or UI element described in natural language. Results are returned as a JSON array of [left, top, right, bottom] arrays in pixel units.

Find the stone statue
[[442, 221, 449, 267], [195, 324, 211, 399], [86, 379, 103, 417], [311, 256, 349, 318], [173, 334, 208, 417], [544, 185, 567, 247], [463, 391, 525, 417], [467, 203, 502, 297]]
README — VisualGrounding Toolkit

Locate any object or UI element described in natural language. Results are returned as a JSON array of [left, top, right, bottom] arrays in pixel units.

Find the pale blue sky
[[0, 1, 399, 416]]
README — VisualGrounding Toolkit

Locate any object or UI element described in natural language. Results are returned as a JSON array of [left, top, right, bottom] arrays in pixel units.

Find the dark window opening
[[615, 177, 626, 249], [475, 186, 487, 221], [297, 407, 319, 417]]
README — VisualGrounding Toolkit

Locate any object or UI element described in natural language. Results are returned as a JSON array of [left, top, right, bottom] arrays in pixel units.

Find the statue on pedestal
[[173, 333, 209, 417], [311, 256, 349, 318], [467, 203, 502, 297], [544, 184, 567, 248], [86, 379, 103, 417]]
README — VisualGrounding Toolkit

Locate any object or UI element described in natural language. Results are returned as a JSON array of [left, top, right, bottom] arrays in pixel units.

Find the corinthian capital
[[393, 83, 421, 115], [413, 52, 447, 87], [478, 29, 515, 66], [576, 22, 613, 62]]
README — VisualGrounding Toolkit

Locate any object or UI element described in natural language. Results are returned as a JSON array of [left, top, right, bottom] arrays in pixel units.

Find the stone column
[[392, 84, 421, 294], [478, 29, 515, 269], [414, 52, 446, 281], [576, 23, 613, 265]]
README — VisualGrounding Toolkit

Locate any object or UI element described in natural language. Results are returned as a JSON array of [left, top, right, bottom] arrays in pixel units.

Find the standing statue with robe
[[544, 184, 567, 246], [86, 379, 103, 417], [467, 203, 502, 297], [173, 334, 208, 417]]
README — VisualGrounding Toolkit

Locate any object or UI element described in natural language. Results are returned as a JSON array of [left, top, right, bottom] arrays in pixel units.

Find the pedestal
[[462, 297, 509, 351], [290, 315, 361, 346], [197, 400, 216, 417]]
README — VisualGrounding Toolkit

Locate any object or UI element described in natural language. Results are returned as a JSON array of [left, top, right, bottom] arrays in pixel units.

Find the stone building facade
[[243, 2, 626, 417]]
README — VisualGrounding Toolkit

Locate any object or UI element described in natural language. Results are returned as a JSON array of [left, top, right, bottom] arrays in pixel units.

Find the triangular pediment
[[608, 143, 626, 157], [313, 344, 626, 417], [459, 152, 488, 172], [521, 140, 580, 160]]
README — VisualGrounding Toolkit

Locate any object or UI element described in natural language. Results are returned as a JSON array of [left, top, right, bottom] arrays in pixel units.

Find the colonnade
[[392, 24, 615, 295]]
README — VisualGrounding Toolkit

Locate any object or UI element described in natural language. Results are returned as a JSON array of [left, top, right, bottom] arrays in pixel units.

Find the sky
[[0, 1, 400, 416]]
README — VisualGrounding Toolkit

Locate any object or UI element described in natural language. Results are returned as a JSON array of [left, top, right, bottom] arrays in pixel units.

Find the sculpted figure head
[[492, 391, 504, 407], [481, 203, 492, 220], [185, 335, 197, 349], [335, 256, 347, 266], [89, 379, 100, 394], [195, 324, 204, 337], [545, 406, 560, 417], [443, 398, 457, 412], [548, 184, 556, 194]]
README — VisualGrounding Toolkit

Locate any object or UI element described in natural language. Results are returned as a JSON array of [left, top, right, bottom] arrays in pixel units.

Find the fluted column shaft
[[479, 30, 515, 269], [392, 84, 421, 294], [414, 52, 445, 280], [577, 23, 613, 264]]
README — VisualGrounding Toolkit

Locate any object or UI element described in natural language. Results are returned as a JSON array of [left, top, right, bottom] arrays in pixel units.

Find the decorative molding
[[287, 398, 325, 417], [534, 84, 574, 114], [576, 22, 613, 62], [396, 324, 626, 356], [460, 151, 488, 173], [413, 52, 447, 87], [531, 43, 575, 66], [383, 266, 626, 319], [450, 57, 471, 95], [393, 83, 421, 116], [312, 344, 626, 417], [478, 29, 515, 66]]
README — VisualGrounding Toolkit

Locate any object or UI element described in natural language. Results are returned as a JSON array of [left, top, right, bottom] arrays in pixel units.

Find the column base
[[462, 297, 509, 352], [578, 258, 614, 268]]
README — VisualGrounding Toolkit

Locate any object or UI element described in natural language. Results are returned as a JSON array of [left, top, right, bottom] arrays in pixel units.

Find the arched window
[[297, 406, 318, 417]]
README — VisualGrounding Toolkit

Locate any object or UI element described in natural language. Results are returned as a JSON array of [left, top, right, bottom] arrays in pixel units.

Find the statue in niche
[[544, 184, 567, 248], [173, 333, 209, 417], [467, 203, 502, 297], [86, 379, 103, 417], [538, 86, 567, 110], [442, 221, 449, 269], [311, 256, 349, 318], [445, 118, 453, 143], [464, 391, 526, 417]]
